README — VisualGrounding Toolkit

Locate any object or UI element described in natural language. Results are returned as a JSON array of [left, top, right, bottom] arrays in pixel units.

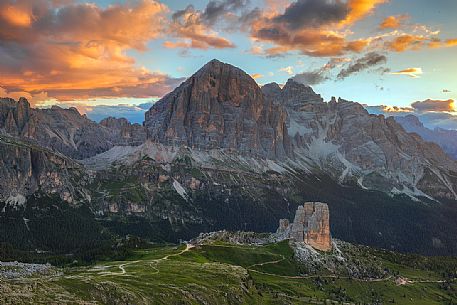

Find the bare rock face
[[0, 135, 87, 204], [145, 59, 291, 159], [0, 98, 29, 136], [0, 99, 146, 159], [262, 80, 457, 200], [304, 202, 331, 251], [281, 79, 324, 109], [277, 202, 332, 252], [99, 117, 147, 146]]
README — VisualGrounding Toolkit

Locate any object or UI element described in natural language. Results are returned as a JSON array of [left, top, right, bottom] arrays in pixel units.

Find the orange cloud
[[250, 73, 263, 79], [385, 35, 426, 52], [382, 33, 457, 52], [279, 66, 294, 75], [250, 19, 369, 57], [446, 39, 457, 47], [391, 67, 423, 78], [165, 3, 236, 50], [340, 0, 388, 26], [0, 5, 32, 27], [246, 0, 456, 57], [246, 0, 387, 57], [0, 0, 183, 102], [346, 40, 370, 52], [379, 15, 408, 29], [411, 99, 455, 112], [381, 105, 414, 113], [425, 38, 457, 48], [0, 87, 53, 107], [163, 29, 235, 49]]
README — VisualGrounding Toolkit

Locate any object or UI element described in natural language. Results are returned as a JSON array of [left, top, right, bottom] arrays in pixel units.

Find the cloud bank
[[366, 99, 457, 130], [0, 0, 183, 104]]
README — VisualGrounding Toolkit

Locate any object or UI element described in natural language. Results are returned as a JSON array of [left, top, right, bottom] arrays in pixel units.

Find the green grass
[[2, 241, 457, 304]]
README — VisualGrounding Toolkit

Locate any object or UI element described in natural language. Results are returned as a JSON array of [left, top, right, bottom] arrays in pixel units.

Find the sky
[[0, 0, 456, 125]]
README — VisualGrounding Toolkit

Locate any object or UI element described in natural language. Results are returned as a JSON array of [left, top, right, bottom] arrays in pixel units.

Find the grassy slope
[[2, 241, 457, 305]]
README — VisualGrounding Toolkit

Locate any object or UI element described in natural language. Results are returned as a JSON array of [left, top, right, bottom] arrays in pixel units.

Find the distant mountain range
[[2, 60, 457, 257], [395, 114, 457, 160]]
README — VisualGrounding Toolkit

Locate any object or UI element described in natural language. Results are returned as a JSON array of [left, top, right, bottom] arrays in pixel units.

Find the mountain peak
[[198, 59, 239, 72], [194, 59, 255, 83], [144, 60, 291, 158], [281, 78, 323, 106], [283, 78, 315, 93], [403, 114, 424, 127]]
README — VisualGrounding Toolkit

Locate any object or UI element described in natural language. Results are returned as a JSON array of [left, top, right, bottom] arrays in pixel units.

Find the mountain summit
[[145, 59, 290, 159]]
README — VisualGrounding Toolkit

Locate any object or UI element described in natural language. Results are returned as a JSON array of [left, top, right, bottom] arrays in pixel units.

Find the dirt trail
[[247, 255, 285, 269], [96, 244, 195, 277]]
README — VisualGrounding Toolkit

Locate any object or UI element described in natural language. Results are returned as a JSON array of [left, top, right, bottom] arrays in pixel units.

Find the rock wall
[[277, 202, 332, 251], [304, 202, 332, 251], [0, 135, 88, 204]]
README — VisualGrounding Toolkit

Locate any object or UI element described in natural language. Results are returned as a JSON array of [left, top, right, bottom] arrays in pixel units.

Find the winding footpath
[[97, 243, 195, 277]]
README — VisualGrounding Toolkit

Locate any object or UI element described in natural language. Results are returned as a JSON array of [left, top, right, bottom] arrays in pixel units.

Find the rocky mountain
[[396, 114, 457, 160], [263, 81, 457, 200], [145, 59, 291, 159], [0, 98, 146, 159], [144, 60, 457, 201], [3, 60, 457, 257]]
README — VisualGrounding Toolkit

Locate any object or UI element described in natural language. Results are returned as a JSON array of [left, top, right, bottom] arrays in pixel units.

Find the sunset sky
[[0, 0, 456, 124]]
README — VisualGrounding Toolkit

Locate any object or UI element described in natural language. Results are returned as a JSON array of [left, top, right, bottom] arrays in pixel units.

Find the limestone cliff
[[277, 202, 332, 252], [0, 135, 88, 205], [3, 60, 457, 256], [142, 61, 457, 201]]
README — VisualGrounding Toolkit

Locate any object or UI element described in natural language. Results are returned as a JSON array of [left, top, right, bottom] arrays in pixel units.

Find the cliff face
[[0, 135, 87, 205], [99, 117, 147, 147], [145, 59, 291, 159], [0, 99, 146, 159], [277, 202, 332, 252]]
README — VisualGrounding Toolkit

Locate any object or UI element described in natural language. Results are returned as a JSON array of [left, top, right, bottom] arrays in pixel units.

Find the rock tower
[[277, 202, 332, 251]]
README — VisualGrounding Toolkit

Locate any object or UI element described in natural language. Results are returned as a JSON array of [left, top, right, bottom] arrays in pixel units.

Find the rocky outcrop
[[0, 99, 146, 159], [0, 135, 87, 205], [277, 202, 332, 251], [0, 97, 30, 136], [99, 117, 147, 146], [145, 59, 291, 159]]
